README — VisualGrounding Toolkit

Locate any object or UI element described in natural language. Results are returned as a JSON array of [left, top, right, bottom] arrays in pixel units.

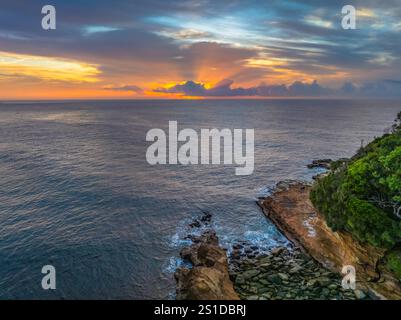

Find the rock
[[259, 257, 271, 264], [289, 265, 303, 274], [200, 212, 212, 223], [306, 279, 318, 287], [189, 220, 201, 228], [267, 274, 282, 285], [176, 230, 239, 300], [321, 288, 330, 296], [354, 289, 367, 300], [307, 159, 332, 169], [200, 230, 219, 245], [242, 269, 260, 280], [316, 277, 331, 287], [278, 273, 289, 281], [180, 247, 193, 261], [248, 286, 258, 294], [235, 274, 246, 285], [176, 266, 239, 300], [262, 293, 272, 299], [271, 247, 285, 256], [258, 287, 271, 294]]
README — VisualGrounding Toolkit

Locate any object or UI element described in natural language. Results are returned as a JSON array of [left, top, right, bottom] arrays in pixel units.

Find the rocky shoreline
[[175, 211, 362, 300], [175, 175, 401, 300], [229, 243, 357, 300], [259, 180, 401, 300]]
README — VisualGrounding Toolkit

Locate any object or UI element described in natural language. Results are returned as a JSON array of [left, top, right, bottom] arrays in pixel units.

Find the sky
[[0, 0, 401, 99]]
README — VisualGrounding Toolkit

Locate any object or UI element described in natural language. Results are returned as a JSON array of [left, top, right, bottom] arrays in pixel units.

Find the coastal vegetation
[[311, 112, 401, 279]]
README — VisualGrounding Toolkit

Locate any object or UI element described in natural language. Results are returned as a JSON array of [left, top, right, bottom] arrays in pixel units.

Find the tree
[[392, 111, 401, 132], [311, 111, 401, 248]]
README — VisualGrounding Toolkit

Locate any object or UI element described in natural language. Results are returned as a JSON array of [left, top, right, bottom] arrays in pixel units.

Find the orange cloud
[[0, 51, 100, 83]]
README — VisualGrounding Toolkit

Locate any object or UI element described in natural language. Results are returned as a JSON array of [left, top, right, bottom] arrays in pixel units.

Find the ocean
[[0, 99, 400, 299]]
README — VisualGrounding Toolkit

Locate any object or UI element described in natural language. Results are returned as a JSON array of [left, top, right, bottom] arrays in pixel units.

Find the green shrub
[[310, 114, 401, 249], [386, 250, 401, 281]]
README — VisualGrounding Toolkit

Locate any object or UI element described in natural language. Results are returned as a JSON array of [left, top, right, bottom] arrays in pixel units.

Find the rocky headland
[[258, 180, 401, 300], [175, 209, 362, 300], [175, 167, 401, 300]]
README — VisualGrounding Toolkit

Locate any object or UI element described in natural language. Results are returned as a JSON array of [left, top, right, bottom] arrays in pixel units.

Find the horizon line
[[2, 96, 401, 103]]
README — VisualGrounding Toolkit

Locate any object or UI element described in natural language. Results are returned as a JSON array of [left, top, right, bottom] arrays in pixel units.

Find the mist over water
[[0, 99, 400, 299]]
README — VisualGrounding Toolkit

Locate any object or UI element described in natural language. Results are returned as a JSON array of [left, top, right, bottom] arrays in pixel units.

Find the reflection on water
[[0, 99, 400, 299]]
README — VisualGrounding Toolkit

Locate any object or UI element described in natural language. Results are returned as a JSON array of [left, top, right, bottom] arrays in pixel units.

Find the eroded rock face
[[175, 230, 240, 300], [259, 181, 401, 300]]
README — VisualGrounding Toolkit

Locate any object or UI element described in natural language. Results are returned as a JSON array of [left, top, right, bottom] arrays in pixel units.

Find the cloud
[[155, 79, 328, 97], [287, 80, 329, 96], [155, 78, 401, 98], [83, 26, 122, 36], [160, 28, 212, 40], [1, 0, 401, 99], [154, 81, 206, 96], [384, 79, 401, 85], [208, 79, 257, 96], [103, 84, 143, 94], [359, 79, 401, 97], [0, 51, 100, 83]]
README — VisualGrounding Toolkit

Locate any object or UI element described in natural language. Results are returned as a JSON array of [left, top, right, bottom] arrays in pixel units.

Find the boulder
[[175, 230, 239, 300]]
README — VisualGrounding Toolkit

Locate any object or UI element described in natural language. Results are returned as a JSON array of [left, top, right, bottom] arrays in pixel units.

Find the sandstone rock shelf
[[258, 181, 401, 300]]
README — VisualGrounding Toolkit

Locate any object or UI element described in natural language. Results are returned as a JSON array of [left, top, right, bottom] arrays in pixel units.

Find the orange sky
[[0, 50, 351, 100], [1, 2, 401, 99]]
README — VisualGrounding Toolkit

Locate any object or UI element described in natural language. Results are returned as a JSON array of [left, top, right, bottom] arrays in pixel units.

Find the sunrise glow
[[0, 1, 400, 99]]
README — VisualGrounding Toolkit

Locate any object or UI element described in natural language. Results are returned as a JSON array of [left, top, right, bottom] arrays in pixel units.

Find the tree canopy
[[311, 112, 401, 249]]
